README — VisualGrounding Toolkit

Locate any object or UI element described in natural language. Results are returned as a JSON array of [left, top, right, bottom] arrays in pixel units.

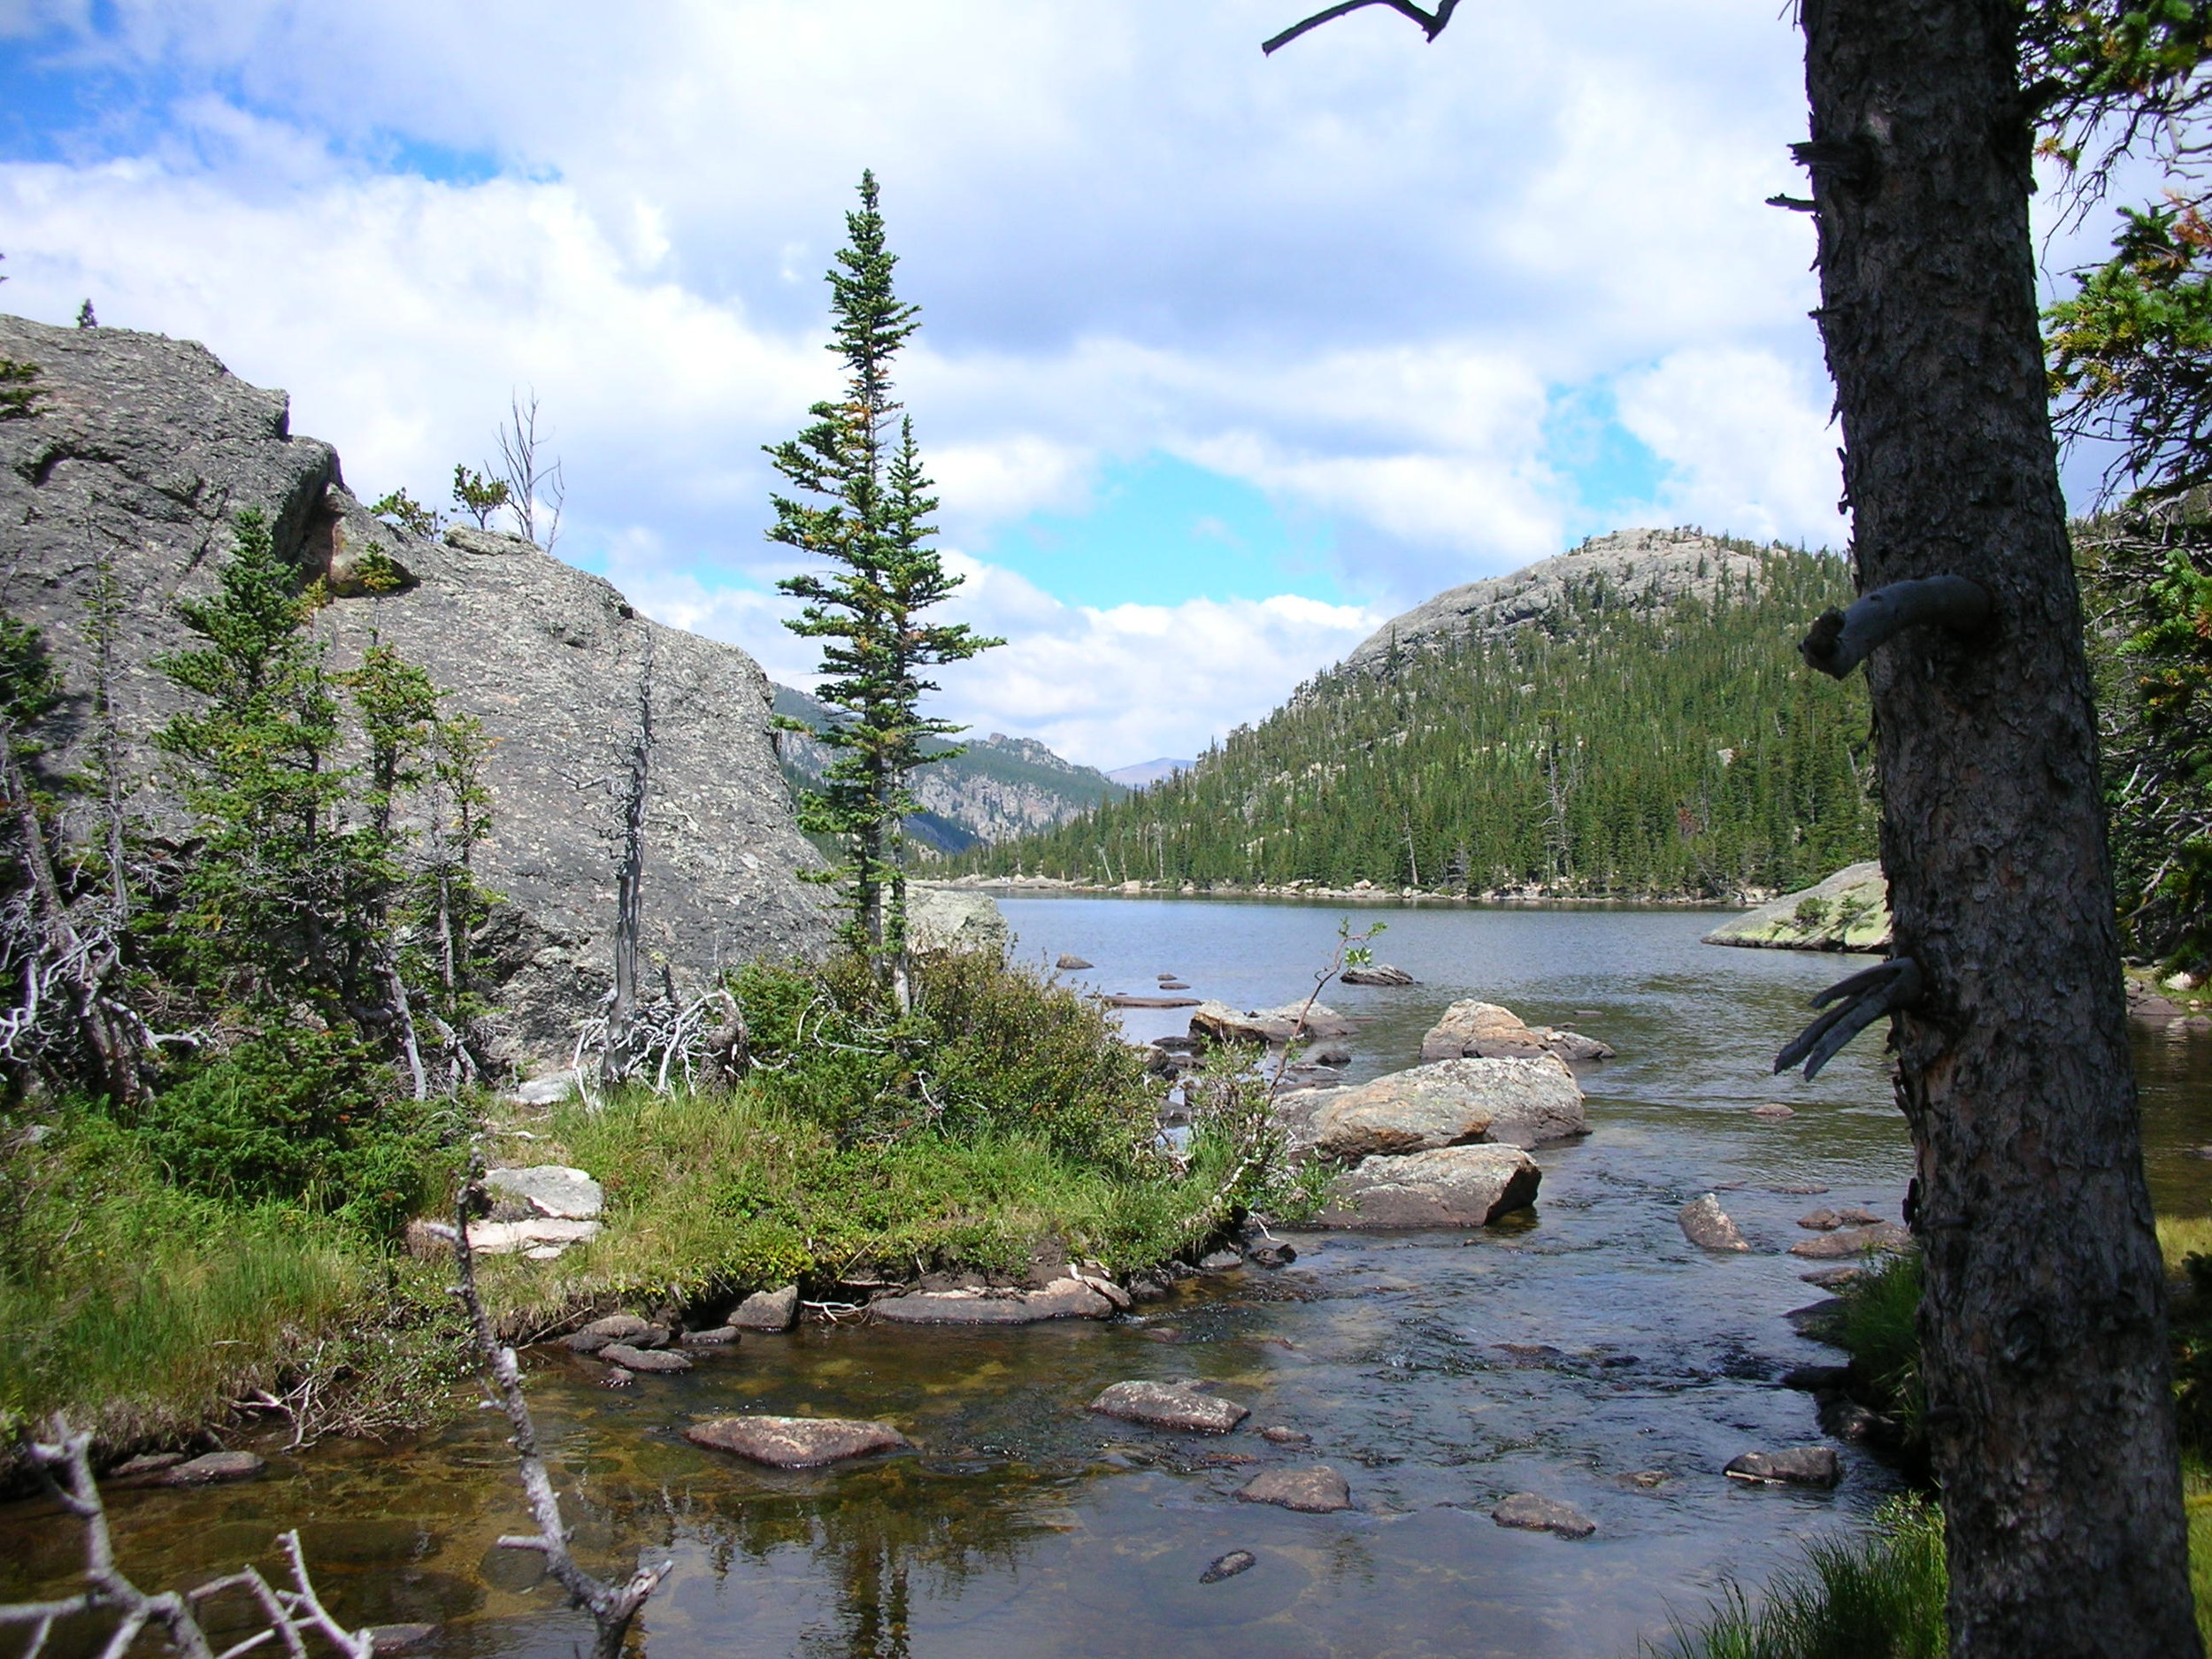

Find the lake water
[[7, 897, 2208, 1659]]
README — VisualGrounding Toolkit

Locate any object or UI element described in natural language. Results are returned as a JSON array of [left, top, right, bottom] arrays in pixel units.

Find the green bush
[[732, 949, 1158, 1167], [133, 1028, 439, 1234]]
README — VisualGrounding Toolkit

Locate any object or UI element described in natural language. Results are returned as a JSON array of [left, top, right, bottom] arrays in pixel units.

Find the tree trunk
[[1798, 2, 2199, 1650]]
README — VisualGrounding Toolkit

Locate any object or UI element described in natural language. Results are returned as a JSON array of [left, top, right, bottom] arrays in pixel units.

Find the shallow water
[[7, 899, 2208, 1659]]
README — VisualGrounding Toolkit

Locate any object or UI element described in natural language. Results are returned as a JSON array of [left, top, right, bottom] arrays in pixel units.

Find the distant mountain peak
[[1107, 757, 1195, 788]]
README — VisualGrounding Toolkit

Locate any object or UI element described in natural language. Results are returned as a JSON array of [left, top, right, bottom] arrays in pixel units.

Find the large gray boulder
[[1316, 1144, 1540, 1227], [1283, 1055, 1587, 1156], [1703, 862, 1890, 953], [0, 315, 831, 1061], [905, 887, 1010, 956], [1418, 1001, 1613, 1064], [1190, 999, 1356, 1048]]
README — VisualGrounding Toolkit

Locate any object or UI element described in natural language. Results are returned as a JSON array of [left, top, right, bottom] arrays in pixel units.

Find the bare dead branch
[[1263, 0, 1458, 55]]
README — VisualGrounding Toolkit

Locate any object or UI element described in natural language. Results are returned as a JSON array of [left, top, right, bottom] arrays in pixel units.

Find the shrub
[[132, 1028, 440, 1235], [732, 949, 1158, 1168]]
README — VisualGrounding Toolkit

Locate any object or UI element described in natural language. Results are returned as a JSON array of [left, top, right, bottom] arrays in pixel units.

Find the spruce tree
[[770, 172, 1000, 1003]]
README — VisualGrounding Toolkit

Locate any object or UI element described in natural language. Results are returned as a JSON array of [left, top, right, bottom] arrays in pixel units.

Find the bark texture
[[1799, 1, 2199, 1651]]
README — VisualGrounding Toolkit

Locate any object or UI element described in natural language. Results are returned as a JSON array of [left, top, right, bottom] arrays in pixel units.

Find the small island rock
[[1340, 964, 1416, 987], [733, 1285, 801, 1332], [1491, 1493, 1596, 1539], [1236, 1465, 1353, 1513], [1317, 1144, 1540, 1228], [1419, 1001, 1615, 1065], [1056, 954, 1094, 971], [1679, 1194, 1749, 1251], [1724, 1446, 1841, 1488], [1190, 1000, 1356, 1048], [1301, 1055, 1587, 1156]]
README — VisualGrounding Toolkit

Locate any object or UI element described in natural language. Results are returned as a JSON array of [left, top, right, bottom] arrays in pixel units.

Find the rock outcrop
[[0, 315, 830, 1061], [1340, 529, 1777, 678], [906, 887, 1010, 956], [1703, 862, 1890, 953]]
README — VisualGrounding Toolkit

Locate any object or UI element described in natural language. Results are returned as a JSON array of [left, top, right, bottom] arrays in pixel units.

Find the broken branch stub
[[1775, 956, 1924, 1080], [1800, 575, 1992, 680]]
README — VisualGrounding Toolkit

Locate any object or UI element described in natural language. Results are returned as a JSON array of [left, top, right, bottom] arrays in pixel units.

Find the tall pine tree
[[771, 172, 1000, 1005]]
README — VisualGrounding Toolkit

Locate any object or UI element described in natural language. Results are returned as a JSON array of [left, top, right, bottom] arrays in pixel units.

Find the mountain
[[0, 313, 830, 1059], [771, 683, 1125, 853], [1107, 757, 1195, 788], [960, 530, 1877, 899]]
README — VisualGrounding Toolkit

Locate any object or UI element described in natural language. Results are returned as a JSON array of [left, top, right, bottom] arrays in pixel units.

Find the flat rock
[[105, 1452, 185, 1481], [1418, 1000, 1614, 1065], [1056, 954, 1094, 971], [1198, 1248, 1244, 1271], [1260, 1426, 1311, 1445], [1088, 1380, 1251, 1434], [1800, 1265, 1866, 1289], [1190, 999, 1356, 1048], [365, 1626, 437, 1655], [1105, 994, 1202, 1009], [1301, 1055, 1587, 1156], [1749, 1102, 1793, 1120], [1789, 1222, 1911, 1260], [681, 1325, 740, 1347], [564, 1313, 652, 1353], [599, 1343, 692, 1373], [465, 1217, 601, 1256], [687, 1415, 910, 1469], [1678, 1193, 1748, 1251], [507, 1072, 578, 1106], [1340, 964, 1416, 986], [1702, 862, 1890, 953], [733, 1285, 801, 1332], [1246, 1241, 1296, 1268], [160, 1451, 265, 1486], [1317, 1144, 1540, 1228], [483, 1165, 603, 1220], [1724, 1446, 1841, 1488], [1491, 1493, 1596, 1539], [870, 1279, 1114, 1325], [1798, 1208, 1844, 1231], [1236, 1465, 1352, 1513]]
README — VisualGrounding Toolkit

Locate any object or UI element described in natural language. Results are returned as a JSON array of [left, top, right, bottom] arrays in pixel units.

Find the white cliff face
[[0, 311, 832, 1058]]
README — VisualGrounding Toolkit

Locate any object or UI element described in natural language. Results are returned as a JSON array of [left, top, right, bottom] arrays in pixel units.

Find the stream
[[7, 897, 2209, 1659]]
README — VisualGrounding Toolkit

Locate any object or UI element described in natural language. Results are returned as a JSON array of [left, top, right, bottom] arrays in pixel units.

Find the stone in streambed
[[1088, 1380, 1250, 1434], [1418, 1000, 1614, 1064], [1056, 954, 1094, 971], [600, 1343, 691, 1373], [365, 1626, 438, 1655], [1199, 1550, 1257, 1584], [681, 1326, 739, 1347], [160, 1451, 265, 1486], [1317, 1145, 1540, 1228], [1679, 1194, 1748, 1251], [1340, 964, 1416, 986], [1198, 1248, 1244, 1271], [1749, 1102, 1793, 1120], [1260, 1425, 1311, 1445], [105, 1452, 186, 1483], [687, 1415, 910, 1469], [1236, 1465, 1352, 1513], [1724, 1446, 1841, 1488], [1246, 1240, 1296, 1268], [1298, 1055, 1587, 1156], [1491, 1493, 1596, 1539], [1789, 1222, 1910, 1259], [870, 1279, 1115, 1325], [733, 1284, 800, 1332], [564, 1313, 652, 1353]]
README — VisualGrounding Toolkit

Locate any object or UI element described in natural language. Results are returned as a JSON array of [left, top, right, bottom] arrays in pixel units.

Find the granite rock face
[[0, 316, 830, 1061], [1290, 1056, 1588, 1157]]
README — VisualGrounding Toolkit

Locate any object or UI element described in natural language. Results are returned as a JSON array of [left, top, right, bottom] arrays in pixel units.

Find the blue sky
[[0, 0, 2129, 765]]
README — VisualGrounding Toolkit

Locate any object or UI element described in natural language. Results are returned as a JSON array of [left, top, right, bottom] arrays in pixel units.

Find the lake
[[6, 896, 2205, 1659]]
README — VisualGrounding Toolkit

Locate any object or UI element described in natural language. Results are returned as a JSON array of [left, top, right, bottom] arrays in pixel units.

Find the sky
[[0, 1, 2138, 770]]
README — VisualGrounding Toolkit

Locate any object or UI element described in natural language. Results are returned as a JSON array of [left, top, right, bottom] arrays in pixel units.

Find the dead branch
[[449, 1162, 669, 1659], [1263, 0, 1458, 55]]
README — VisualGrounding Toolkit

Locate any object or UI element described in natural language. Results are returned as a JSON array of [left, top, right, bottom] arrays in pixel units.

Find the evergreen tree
[[770, 172, 1001, 1003]]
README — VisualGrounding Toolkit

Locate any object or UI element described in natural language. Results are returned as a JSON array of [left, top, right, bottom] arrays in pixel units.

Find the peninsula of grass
[[0, 950, 1250, 1471]]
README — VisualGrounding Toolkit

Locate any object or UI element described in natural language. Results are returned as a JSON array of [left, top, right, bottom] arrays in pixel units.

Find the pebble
[[1200, 1550, 1256, 1584]]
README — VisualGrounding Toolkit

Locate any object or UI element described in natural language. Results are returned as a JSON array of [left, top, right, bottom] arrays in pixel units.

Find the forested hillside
[[962, 538, 1875, 898]]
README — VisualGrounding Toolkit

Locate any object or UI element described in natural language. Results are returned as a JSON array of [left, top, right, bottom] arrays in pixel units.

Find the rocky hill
[[772, 682, 1124, 852], [962, 534, 1876, 898], [0, 313, 829, 1059]]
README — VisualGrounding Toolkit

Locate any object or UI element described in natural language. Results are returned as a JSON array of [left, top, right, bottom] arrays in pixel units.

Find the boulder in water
[[1340, 964, 1416, 986], [733, 1285, 801, 1332], [1679, 1194, 1748, 1251], [1491, 1493, 1596, 1539], [1301, 1056, 1587, 1157], [1317, 1145, 1540, 1228], [1418, 1000, 1613, 1064], [687, 1415, 910, 1469], [1236, 1465, 1353, 1512], [1190, 1000, 1356, 1048], [1087, 1380, 1250, 1433]]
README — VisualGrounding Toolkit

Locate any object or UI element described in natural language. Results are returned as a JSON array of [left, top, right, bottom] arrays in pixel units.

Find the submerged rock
[[1189, 1000, 1356, 1048], [1340, 964, 1416, 986], [1236, 1465, 1352, 1513], [1199, 1550, 1257, 1584], [160, 1451, 265, 1486], [564, 1313, 653, 1353], [1418, 1001, 1614, 1065], [1087, 1380, 1251, 1434], [1295, 1055, 1587, 1157], [1724, 1446, 1841, 1488], [1788, 1222, 1910, 1260], [1491, 1493, 1596, 1539], [1317, 1145, 1540, 1228], [687, 1415, 910, 1469], [1678, 1194, 1749, 1252], [599, 1343, 691, 1373]]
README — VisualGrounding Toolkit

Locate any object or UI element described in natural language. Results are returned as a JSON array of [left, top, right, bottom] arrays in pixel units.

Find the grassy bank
[[0, 951, 1271, 1466]]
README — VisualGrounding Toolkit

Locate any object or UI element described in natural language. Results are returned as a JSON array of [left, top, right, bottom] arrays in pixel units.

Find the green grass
[[1650, 1495, 1947, 1659], [1833, 1250, 1924, 1441]]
